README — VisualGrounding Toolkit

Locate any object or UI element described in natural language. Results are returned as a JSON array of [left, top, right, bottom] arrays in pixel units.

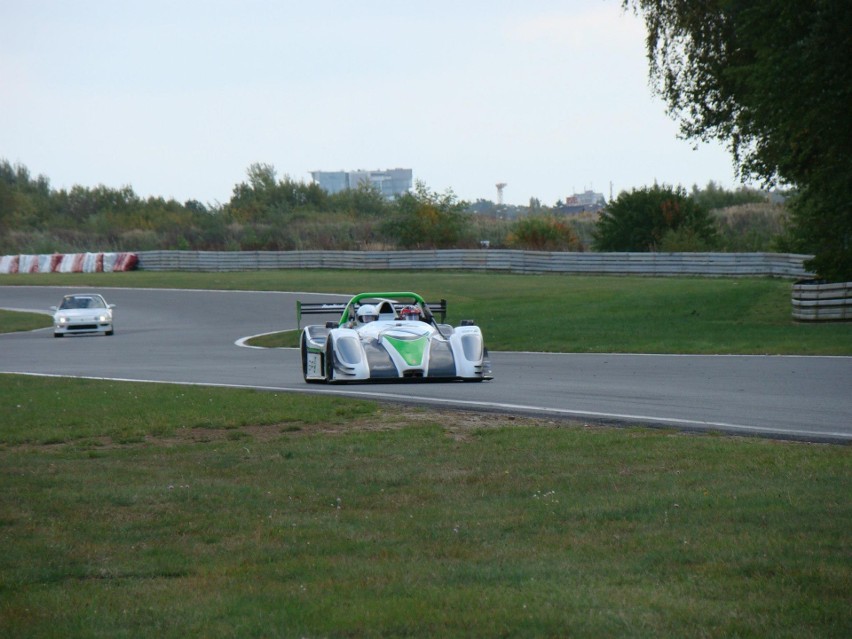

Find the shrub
[[712, 203, 789, 252], [381, 182, 473, 249], [507, 215, 582, 251], [594, 184, 717, 251]]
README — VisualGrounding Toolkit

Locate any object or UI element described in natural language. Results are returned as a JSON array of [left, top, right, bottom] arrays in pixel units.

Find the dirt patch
[[6, 407, 579, 452]]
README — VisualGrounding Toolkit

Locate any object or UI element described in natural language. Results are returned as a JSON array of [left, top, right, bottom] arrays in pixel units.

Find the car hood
[[356, 321, 434, 341]]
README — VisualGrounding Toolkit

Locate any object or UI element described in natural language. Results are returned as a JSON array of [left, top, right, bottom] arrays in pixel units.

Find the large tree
[[625, 0, 852, 280]]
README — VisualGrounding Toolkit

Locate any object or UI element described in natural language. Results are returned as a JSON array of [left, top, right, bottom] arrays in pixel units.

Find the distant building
[[556, 190, 606, 214], [310, 168, 413, 199]]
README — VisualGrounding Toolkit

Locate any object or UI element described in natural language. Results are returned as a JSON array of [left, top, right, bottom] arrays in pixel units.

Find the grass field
[[2, 270, 850, 354], [0, 309, 51, 333], [2, 271, 850, 636], [1, 374, 849, 638]]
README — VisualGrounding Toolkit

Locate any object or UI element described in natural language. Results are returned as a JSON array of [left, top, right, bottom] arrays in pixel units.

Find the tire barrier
[[792, 280, 852, 322], [0, 252, 138, 274]]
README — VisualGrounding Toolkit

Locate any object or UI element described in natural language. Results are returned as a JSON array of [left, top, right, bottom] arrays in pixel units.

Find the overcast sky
[[2, 0, 747, 207]]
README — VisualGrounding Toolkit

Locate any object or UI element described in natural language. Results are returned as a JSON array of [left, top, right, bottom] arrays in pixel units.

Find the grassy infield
[[1, 271, 850, 638]]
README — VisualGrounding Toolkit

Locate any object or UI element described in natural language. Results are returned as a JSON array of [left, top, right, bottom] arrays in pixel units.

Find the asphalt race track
[[2, 285, 850, 443]]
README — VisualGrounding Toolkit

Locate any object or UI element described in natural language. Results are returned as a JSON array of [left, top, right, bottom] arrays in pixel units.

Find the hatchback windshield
[[59, 296, 105, 310]]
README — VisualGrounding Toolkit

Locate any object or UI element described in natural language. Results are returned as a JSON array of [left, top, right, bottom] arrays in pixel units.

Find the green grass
[[4, 270, 848, 354], [0, 309, 52, 333], [1, 374, 849, 638], [247, 328, 301, 348]]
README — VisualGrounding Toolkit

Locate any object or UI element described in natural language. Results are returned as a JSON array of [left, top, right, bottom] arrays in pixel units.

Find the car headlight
[[461, 334, 483, 361], [336, 336, 363, 365], [57, 316, 68, 324], [98, 314, 109, 322]]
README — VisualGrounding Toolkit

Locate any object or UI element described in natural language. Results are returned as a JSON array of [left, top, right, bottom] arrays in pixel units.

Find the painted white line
[[235, 329, 298, 349], [0, 307, 53, 315], [3, 371, 849, 442], [498, 350, 852, 360], [1, 285, 351, 296]]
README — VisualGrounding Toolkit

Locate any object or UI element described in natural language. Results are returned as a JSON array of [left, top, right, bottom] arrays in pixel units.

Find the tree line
[[624, 0, 851, 281], [4, 2, 848, 279], [1, 159, 790, 257]]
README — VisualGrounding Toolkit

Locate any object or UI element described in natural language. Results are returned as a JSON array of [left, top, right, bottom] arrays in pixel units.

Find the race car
[[297, 292, 492, 383], [50, 293, 115, 337]]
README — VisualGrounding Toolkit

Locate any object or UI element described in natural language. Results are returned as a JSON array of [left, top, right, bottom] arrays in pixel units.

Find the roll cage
[[297, 292, 447, 329]]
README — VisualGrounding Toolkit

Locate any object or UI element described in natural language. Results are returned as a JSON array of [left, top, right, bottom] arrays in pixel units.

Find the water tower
[[495, 182, 507, 205]]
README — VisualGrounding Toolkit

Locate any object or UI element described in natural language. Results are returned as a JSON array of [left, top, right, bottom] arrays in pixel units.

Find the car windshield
[[60, 296, 105, 310]]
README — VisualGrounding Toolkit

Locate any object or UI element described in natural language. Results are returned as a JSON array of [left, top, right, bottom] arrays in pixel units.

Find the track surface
[[2, 286, 850, 442]]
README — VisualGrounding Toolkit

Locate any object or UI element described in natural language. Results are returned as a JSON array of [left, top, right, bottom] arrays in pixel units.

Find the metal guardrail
[[135, 250, 814, 278], [792, 281, 852, 321]]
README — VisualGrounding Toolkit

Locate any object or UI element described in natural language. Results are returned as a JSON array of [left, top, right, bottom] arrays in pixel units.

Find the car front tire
[[325, 338, 336, 383]]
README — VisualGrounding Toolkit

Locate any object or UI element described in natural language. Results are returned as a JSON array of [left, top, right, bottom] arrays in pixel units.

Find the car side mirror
[[108, 304, 116, 309], [50, 306, 58, 311]]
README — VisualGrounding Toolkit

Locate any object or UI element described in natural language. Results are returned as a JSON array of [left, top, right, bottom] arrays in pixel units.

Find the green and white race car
[[298, 292, 492, 383]]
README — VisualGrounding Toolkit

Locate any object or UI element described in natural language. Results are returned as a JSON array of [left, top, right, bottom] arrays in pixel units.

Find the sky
[[2, 0, 748, 207]]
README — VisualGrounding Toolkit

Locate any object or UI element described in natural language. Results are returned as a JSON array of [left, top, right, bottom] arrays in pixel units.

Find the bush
[[786, 188, 852, 282], [594, 184, 717, 252], [381, 182, 473, 249], [713, 203, 789, 252], [507, 215, 582, 251]]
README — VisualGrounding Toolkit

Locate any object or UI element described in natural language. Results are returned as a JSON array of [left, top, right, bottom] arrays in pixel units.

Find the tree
[[327, 182, 390, 218], [227, 164, 329, 223], [625, 0, 852, 280], [593, 184, 717, 251], [507, 215, 582, 251], [381, 181, 472, 249], [690, 181, 765, 211]]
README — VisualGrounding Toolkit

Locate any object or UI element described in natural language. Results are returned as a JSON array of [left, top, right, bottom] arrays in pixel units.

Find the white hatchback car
[[51, 293, 115, 337]]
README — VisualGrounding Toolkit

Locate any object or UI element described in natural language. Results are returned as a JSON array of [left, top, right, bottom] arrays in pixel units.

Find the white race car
[[51, 293, 115, 337], [298, 292, 492, 383]]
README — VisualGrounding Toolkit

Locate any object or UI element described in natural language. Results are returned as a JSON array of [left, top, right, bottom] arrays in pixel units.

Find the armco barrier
[[0, 250, 814, 278], [0, 252, 138, 274], [132, 250, 814, 278], [792, 280, 852, 321]]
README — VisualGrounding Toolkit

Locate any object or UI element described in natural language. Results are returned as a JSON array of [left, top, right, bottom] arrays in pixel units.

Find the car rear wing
[[297, 297, 447, 328], [296, 301, 348, 329]]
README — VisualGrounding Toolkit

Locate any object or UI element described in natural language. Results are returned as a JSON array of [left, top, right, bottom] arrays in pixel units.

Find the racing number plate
[[306, 351, 323, 378]]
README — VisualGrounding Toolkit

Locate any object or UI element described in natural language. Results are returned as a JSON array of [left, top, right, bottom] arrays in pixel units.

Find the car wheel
[[325, 338, 336, 383], [105, 329, 114, 336], [53, 332, 62, 338]]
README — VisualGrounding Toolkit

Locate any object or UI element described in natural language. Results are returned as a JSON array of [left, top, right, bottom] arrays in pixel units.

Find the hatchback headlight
[[57, 316, 68, 324]]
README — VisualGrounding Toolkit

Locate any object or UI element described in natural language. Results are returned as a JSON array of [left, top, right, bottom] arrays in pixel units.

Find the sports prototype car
[[51, 293, 115, 337], [298, 292, 492, 383]]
